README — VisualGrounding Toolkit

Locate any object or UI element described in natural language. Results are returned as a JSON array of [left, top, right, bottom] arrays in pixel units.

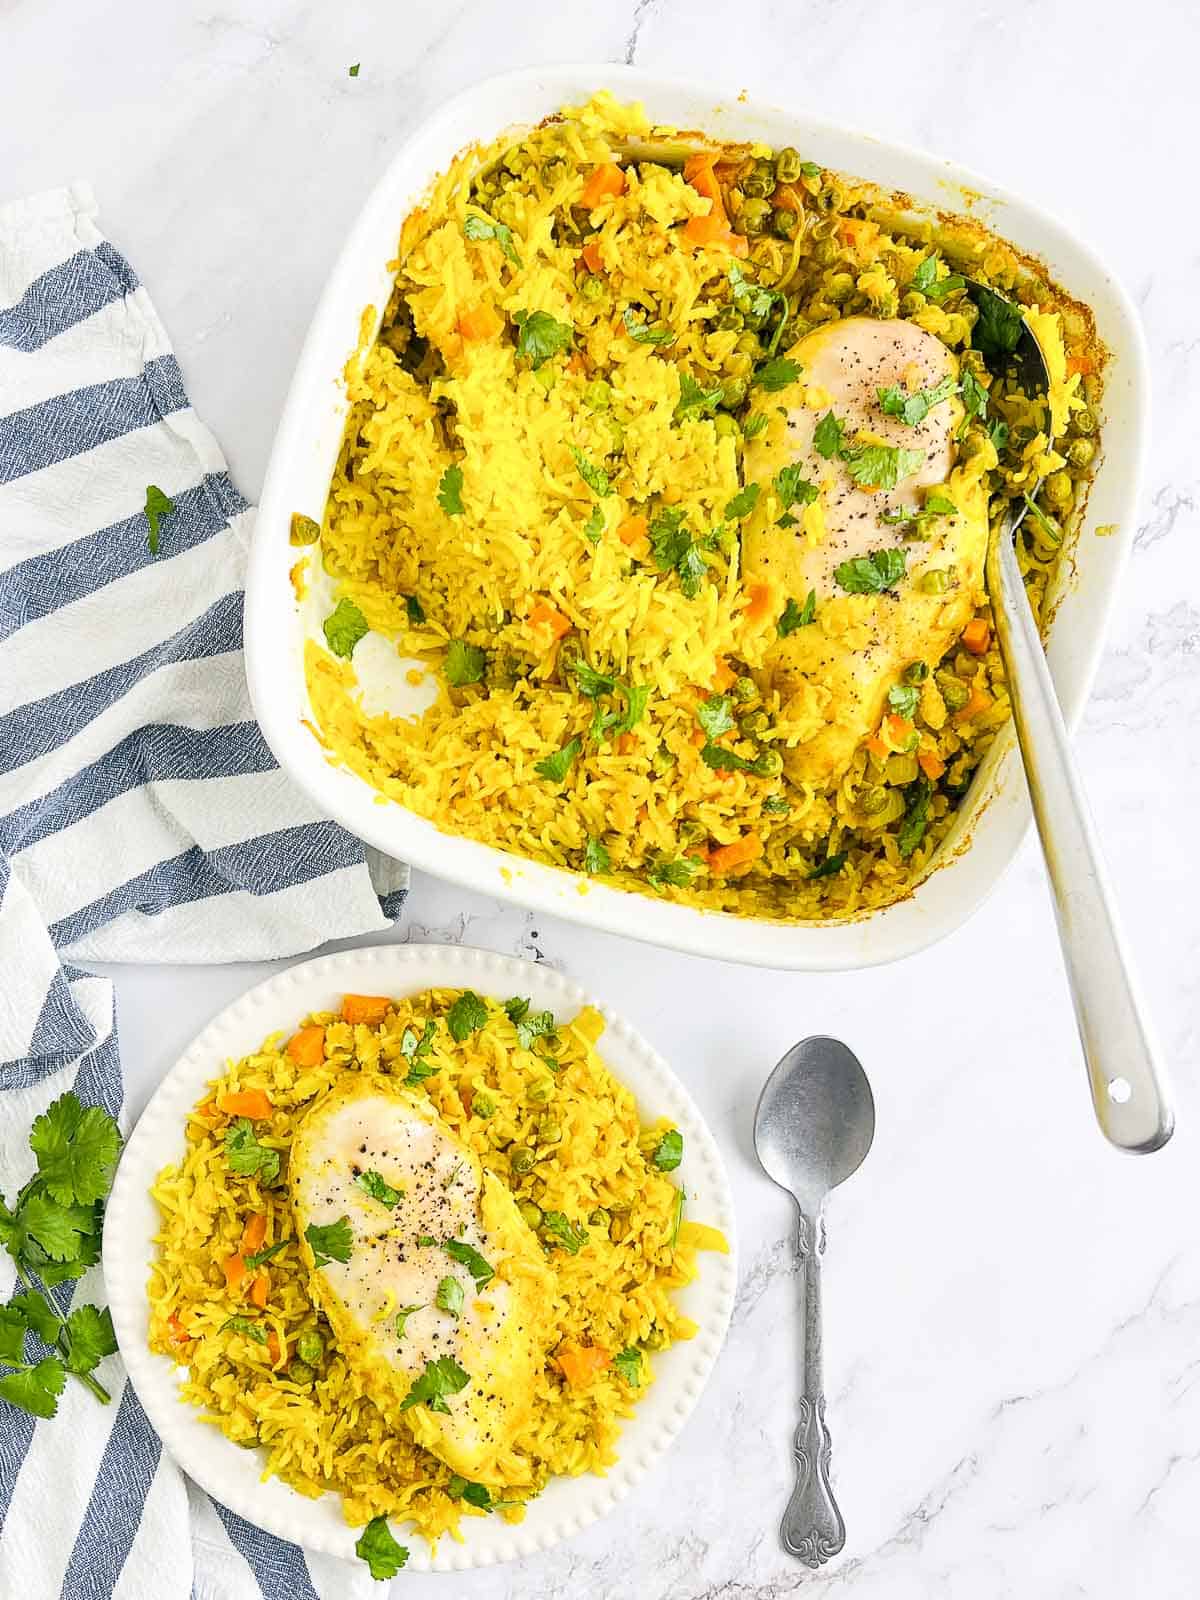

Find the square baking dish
[[245, 63, 1148, 971]]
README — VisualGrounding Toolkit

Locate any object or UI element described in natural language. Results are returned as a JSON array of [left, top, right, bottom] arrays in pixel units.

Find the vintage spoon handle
[[781, 1210, 845, 1567], [988, 523, 1173, 1152]]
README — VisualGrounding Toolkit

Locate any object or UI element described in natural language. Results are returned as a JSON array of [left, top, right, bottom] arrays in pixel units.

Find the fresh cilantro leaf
[[28, 1094, 121, 1206], [0, 1358, 66, 1419], [534, 737, 582, 784], [669, 1186, 685, 1248], [405, 1059, 439, 1087], [446, 991, 489, 1042], [443, 1238, 495, 1289], [888, 683, 921, 719], [0, 1306, 28, 1365], [446, 1474, 493, 1509], [908, 254, 963, 298], [437, 465, 465, 516], [1023, 493, 1062, 545], [778, 590, 816, 636], [243, 1239, 288, 1269], [959, 368, 989, 430], [400, 1017, 437, 1062], [570, 446, 613, 497], [972, 286, 1023, 357], [394, 1304, 424, 1339], [583, 504, 604, 543], [800, 160, 821, 178], [224, 1119, 281, 1184], [696, 694, 734, 741], [841, 444, 925, 491], [813, 411, 845, 457], [29, 1235, 100, 1286], [463, 212, 522, 269], [305, 1217, 353, 1268], [877, 374, 958, 427], [833, 548, 908, 594], [649, 509, 708, 597], [355, 1170, 402, 1207], [323, 599, 369, 659], [400, 1355, 470, 1414], [647, 856, 701, 890], [674, 371, 723, 422], [348, 62, 360, 77], [925, 494, 957, 515], [515, 1010, 555, 1051], [61, 1305, 116, 1377], [436, 1276, 465, 1319], [404, 593, 426, 625], [753, 357, 800, 392], [988, 418, 1010, 453], [924, 272, 965, 302], [774, 463, 818, 511], [355, 1516, 409, 1581], [622, 306, 676, 346], [584, 836, 611, 875], [9, 1291, 62, 1345], [504, 996, 530, 1024], [808, 852, 847, 879], [763, 795, 791, 814], [613, 1347, 642, 1386], [513, 309, 573, 368], [652, 1130, 683, 1171], [540, 1211, 588, 1254], [592, 680, 647, 740], [19, 1195, 97, 1262], [700, 743, 755, 772], [898, 775, 933, 859], [573, 659, 617, 698], [742, 412, 768, 439], [728, 262, 777, 323], [144, 485, 173, 556], [444, 638, 486, 686], [724, 483, 760, 520]]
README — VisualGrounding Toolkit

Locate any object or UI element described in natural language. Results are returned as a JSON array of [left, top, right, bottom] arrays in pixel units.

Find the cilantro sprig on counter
[[0, 1093, 122, 1418]]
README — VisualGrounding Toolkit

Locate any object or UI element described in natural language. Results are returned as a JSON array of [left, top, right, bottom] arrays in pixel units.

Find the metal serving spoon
[[754, 1037, 876, 1567], [965, 283, 1173, 1154]]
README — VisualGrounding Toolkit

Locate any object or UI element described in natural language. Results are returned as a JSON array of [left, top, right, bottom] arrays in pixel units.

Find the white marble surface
[[5, 1, 1200, 1595]]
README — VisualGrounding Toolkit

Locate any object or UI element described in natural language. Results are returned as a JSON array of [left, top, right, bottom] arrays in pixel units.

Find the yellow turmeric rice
[[299, 93, 1103, 920], [149, 987, 725, 1554]]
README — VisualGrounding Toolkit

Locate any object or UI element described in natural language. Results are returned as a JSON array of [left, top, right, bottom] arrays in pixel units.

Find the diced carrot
[[837, 217, 880, 251], [241, 1212, 268, 1255], [165, 1312, 190, 1348], [683, 152, 722, 204], [885, 714, 915, 746], [580, 162, 626, 209], [456, 303, 504, 341], [566, 352, 586, 374], [580, 239, 605, 275], [249, 1273, 269, 1309], [222, 1253, 247, 1293], [217, 1088, 273, 1121], [683, 212, 750, 256], [617, 733, 638, 755], [710, 657, 736, 693], [691, 728, 707, 748], [864, 735, 889, 761], [962, 618, 991, 655], [528, 600, 572, 641], [342, 994, 391, 1025], [771, 181, 806, 213], [616, 514, 648, 547], [743, 583, 773, 623], [557, 1342, 612, 1387], [918, 750, 946, 782], [1066, 352, 1096, 377], [286, 1024, 326, 1067], [955, 686, 992, 721], [266, 1330, 284, 1368], [708, 833, 764, 874]]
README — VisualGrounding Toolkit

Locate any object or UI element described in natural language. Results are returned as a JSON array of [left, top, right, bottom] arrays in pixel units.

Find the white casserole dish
[[245, 63, 1148, 972]]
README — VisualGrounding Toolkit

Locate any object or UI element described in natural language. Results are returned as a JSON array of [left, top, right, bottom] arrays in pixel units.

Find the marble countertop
[[4, 1, 1199, 1594]]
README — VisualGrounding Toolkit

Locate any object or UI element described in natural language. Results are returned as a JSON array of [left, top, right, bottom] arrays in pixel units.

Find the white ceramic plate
[[102, 944, 737, 1572], [245, 64, 1148, 970]]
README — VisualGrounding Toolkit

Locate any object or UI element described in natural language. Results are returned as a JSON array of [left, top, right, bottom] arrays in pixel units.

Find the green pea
[[608, 1214, 629, 1242], [738, 198, 771, 235], [774, 207, 800, 239], [541, 159, 567, 187], [526, 1077, 555, 1105], [1045, 471, 1073, 507], [735, 330, 763, 355], [1072, 407, 1097, 436], [580, 273, 605, 302], [715, 305, 745, 331], [714, 411, 741, 438], [903, 660, 929, 685], [509, 1145, 536, 1174], [287, 1360, 316, 1386], [557, 637, 583, 675], [517, 1199, 543, 1229], [1068, 437, 1095, 470], [813, 237, 839, 265], [858, 784, 889, 816], [921, 569, 951, 595], [752, 748, 784, 778], [936, 671, 970, 711], [733, 675, 758, 703], [725, 351, 754, 378], [642, 1326, 669, 1351], [774, 147, 803, 183], [536, 1116, 562, 1145], [534, 365, 557, 393], [739, 710, 770, 737], [583, 379, 611, 411], [296, 1329, 324, 1366], [825, 271, 856, 305], [720, 375, 749, 411], [472, 1091, 496, 1120], [651, 745, 677, 775], [587, 1207, 609, 1228], [742, 160, 777, 199]]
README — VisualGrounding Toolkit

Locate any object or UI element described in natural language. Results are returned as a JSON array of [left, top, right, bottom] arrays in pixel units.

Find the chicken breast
[[291, 1080, 551, 1481], [741, 316, 990, 788]]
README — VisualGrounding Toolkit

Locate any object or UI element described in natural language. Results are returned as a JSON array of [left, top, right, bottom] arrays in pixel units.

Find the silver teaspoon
[[754, 1036, 876, 1568]]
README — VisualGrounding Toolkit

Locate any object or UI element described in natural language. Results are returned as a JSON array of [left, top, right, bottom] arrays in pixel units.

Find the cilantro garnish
[[394, 1304, 424, 1339], [897, 775, 933, 859], [808, 852, 847, 880], [355, 1170, 402, 1207], [322, 599, 369, 659], [534, 736, 582, 784], [752, 356, 800, 392], [841, 444, 925, 491], [647, 856, 702, 891], [584, 836, 611, 875], [774, 463, 818, 512], [447, 1476, 493, 1509], [243, 1239, 288, 1269], [622, 306, 676, 346], [540, 1212, 588, 1254], [799, 160, 821, 178], [724, 483, 760, 520], [669, 1186, 685, 1248], [436, 1276, 465, 1319], [446, 991, 489, 1042], [958, 368, 989, 434], [833, 548, 908, 594], [570, 446, 613, 497], [877, 374, 958, 427], [355, 1516, 409, 1580], [348, 63, 360, 78], [504, 996, 530, 1023], [143, 484, 174, 557], [652, 1130, 683, 1171], [401, 1018, 438, 1085], [674, 371, 724, 422], [437, 465, 465, 516], [400, 1355, 471, 1414], [729, 263, 789, 354], [463, 212, 522, 269], [443, 1238, 494, 1289], [305, 1217, 353, 1267], [649, 508, 709, 598], [444, 638, 486, 686], [573, 660, 616, 698], [613, 1347, 643, 1386], [742, 412, 769, 439], [515, 1009, 555, 1051], [700, 744, 756, 772], [224, 1118, 280, 1183], [813, 411, 845, 457], [778, 590, 816, 636], [909, 255, 965, 301], [887, 683, 920, 719], [404, 593, 425, 625], [513, 308, 573, 368], [220, 1315, 267, 1344], [583, 504, 604, 543], [988, 418, 1010, 453], [972, 286, 1023, 357], [1023, 493, 1062, 545], [696, 694, 734, 741]]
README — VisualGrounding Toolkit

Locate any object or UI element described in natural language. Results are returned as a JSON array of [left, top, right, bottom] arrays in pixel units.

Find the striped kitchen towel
[[0, 184, 402, 1599]]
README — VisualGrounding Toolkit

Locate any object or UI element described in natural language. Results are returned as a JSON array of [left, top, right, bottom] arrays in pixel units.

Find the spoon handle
[[988, 524, 1173, 1152], [780, 1209, 845, 1567]]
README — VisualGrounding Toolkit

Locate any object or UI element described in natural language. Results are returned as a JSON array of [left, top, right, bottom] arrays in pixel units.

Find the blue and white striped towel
[[0, 183, 404, 1600]]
